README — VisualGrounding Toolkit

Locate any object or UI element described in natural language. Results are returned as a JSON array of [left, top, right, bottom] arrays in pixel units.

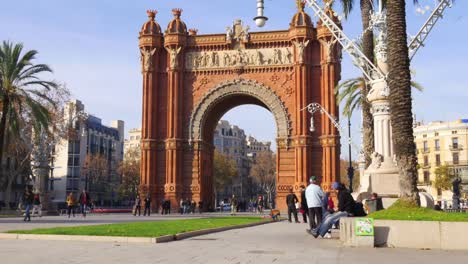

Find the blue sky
[[1, 0, 466, 159]]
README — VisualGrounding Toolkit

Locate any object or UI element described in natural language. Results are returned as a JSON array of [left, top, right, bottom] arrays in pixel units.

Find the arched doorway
[[189, 79, 290, 208], [138, 5, 341, 211]]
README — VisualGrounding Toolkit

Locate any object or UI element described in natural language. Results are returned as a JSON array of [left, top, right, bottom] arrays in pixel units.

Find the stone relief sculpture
[[293, 40, 310, 63], [319, 38, 338, 62], [165, 46, 182, 69], [283, 48, 292, 64], [185, 47, 293, 70], [140, 47, 157, 71]]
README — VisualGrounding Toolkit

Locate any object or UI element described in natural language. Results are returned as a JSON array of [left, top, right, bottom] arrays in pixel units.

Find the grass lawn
[[7, 217, 267, 237], [369, 200, 468, 222]]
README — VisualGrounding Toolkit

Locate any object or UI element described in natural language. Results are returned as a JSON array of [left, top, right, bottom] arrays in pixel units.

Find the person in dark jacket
[[22, 188, 34, 222], [143, 195, 151, 216], [286, 188, 299, 223], [78, 189, 91, 218], [337, 183, 356, 215], [311, 182, 355, 238], [299, 185, 308, 223]]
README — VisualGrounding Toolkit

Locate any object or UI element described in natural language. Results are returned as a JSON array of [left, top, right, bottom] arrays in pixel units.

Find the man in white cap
[[305, 176, 324, 232]]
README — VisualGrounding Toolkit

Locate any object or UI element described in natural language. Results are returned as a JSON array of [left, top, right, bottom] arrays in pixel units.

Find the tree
[[433, 165, 456, 191], [213, 150, 237, 198], [117, 147, 140, 200], [81, 153, 109, 192], [0, 41, 58, 175], [338, 0, 375, 166], [387, 0, 420, 205], [250, 152, 276, 207]]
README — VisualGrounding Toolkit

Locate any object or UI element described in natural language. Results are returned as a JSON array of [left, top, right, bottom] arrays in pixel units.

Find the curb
[[0, 220, 273, 244]]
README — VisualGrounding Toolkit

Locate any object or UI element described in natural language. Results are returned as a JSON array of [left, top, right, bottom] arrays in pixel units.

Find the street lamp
[[347, 116, 354, 192], [253, 0, 268, 27]]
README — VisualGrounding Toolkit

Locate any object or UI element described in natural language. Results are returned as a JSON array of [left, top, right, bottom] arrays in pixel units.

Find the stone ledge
[[0, 220, 273, 244], [340, 218, 468, 250]]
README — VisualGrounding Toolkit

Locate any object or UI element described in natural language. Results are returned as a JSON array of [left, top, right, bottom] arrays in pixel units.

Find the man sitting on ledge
[[310, 182, 358, 238]]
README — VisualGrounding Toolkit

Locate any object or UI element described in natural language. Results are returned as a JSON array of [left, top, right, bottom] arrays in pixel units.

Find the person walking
[[257, 196, 264, 214], [134, 195, 141, 216], [179, 199, 184, 214], [143, 195, 151, 216], [78, 189, 91, 218], [230, 195, 238, 216], [305, 176, 324, 232], [31, 192, 42, 217], [66, 192, 76, 218], [286, 188, 299, 223], [299, 185, 308, 224], [198, 200, 203, 214], [22, 188, 33, 222]]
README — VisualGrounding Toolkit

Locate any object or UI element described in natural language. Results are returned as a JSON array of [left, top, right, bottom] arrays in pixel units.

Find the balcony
[[449, 144, 463, 151], [421, 148, 431, 154]]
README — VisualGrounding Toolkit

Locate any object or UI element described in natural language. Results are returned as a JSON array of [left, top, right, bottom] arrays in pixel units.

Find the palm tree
[[336, 75, 423, 120], [387, 0, 419, 205], [338, 0, 375, 166], [0, 41, 58, 171]]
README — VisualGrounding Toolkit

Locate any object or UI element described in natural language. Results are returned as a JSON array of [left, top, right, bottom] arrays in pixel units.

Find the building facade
[[246, 135, 272, 159], [51, 100, 124, 205], [124, 128, 142, 158], [414, 119, 468, 202]]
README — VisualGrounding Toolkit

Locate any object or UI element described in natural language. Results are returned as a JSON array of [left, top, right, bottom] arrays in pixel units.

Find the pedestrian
[[165, 200, 171, 214], [286, 188, 300, 223], [134, 195, 141, 216], [179, 199, 184, 214], [78, 189, 91, 218], [66, 192, 76, 218], [231, 195, 238, 216], [257, 196, 264, 214], [22, 188, 33, 222], [143, 195, 151, 216], [31, 192, 42, 217], [198, 200, 203, 214], [310, 182, 355, 238], [299, 185, 308, 223], [305, 176, 324, 232], [191, 200, 196, 214]]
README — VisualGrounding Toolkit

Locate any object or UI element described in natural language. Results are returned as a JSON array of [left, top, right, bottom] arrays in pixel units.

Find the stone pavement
[[0, 216, 467, 264]]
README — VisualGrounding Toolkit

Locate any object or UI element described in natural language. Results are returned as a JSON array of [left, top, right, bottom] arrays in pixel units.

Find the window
[[423, 134, 427, 138], [437, 188, 442, 196], [423, 141, 428, 152], [452, 138, 459, 149], [435, 139, 440, 151], [423, 171, 430, 184], [423, 156, 429, 166], [435, 132, 439, 137], [453, 153, 459, 165], [452, 131, 458, 134], [435, 154, 441, 166]]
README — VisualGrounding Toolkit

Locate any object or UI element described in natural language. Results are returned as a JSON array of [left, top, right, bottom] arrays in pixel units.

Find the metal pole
[[347, 116, 354, 192]]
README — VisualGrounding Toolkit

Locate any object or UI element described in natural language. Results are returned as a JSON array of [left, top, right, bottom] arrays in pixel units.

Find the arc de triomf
[[138, 3, 341, 210]]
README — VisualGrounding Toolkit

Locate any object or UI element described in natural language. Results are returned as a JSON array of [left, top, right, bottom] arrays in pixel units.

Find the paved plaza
[[0, 214, 467, 264]]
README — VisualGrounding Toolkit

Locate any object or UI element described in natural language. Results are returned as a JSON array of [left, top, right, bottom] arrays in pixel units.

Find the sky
[[1, 0, 467, 159]]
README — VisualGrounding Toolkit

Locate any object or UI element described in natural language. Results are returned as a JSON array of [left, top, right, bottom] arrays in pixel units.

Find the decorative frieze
[[185, 47, 293, 71]]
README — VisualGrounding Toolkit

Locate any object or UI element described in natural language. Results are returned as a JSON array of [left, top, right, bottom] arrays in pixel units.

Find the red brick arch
[[138, 8, 341, 210]]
